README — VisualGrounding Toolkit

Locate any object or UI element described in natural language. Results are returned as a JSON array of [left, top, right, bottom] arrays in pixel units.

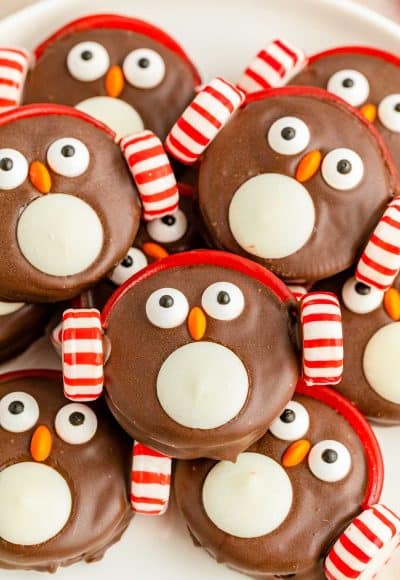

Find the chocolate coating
[[0, 371, 132, 572], [24, 27, 197, 140], [175, 393, 368, 578], [199, 91, 396, 282], [0, 303, 52, 362], [104, 260, 300, 459], [0, 111, 141, 302]]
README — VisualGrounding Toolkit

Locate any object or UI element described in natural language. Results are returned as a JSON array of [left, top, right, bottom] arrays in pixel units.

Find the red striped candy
[[237, 39, 307, 94], [131, 441, 172, 515], [288, 285, 307, 301], [356, 197, 400, 291], [165, 77, 245, 165], [121, 130, 179, 221], [61, 309, 104, 401], [324, 504, 400, 579], [300, 292, 343, 386], [50, 320, 63, 355], [0, 47, 30, 112]]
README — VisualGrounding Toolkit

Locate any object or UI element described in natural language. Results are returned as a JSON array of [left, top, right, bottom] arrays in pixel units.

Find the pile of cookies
[[0, 12, 399, 579]]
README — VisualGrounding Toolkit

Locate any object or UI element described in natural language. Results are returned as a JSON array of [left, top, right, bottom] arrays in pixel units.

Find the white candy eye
[[109, 247, 148, 286], [67, 41, 110, 82], [378, 94, 400, 132], [0, 392, 39, 433], [201, 282, 245, 321], [268, 116, 310, 155], [123, 48, 166, 89], [342, 276, 384, 314], [55, 403, 97, 445], [146, 288, 189, 329], [0, 149, 28, 190], [326, 69, 370, 107], [47, 138, 90, 178], [308, 439, 351, 482], [146, 209, 188, 243], [269, 401, 310, 441], [321, 148, 364, 190]]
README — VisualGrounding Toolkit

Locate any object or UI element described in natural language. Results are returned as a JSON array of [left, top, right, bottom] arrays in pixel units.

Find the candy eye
[[146, 288, 189, 328], [146, 209, 188, 243], [326, 69, 370, 107], [0, 392, 39, 433], [321, 148, 364, 190], [342, 276, 383, 314], [123, 48, 166, 89], [269, 401, 310, 441], [47, 138, 90, 178], [267, 116, 310, 155], [67, 41, 110, 82], [308, 440, 351, 482], [0, 149, 28, 190], [109, 248, 148, 286], [378, 94, 400, 132], [201, 282, 245, 321], [55, 403, 97, 445]]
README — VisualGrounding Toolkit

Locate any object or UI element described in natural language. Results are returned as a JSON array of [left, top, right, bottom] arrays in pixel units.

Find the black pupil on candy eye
[[81, 50, 93, 61], [217, 291, 230, 305], [281, 127, 296, 141], [61, 145, 75, 158], [355, 282, 371, 295], [280, 409, 296, 423], [394, 103, 400, 113], [337, 159, 352, 174], [159, 295, 174, 308], [69, 411, 85, 426], [138, 57, 150, 69], [162, 215, 176, 226], [0, 158, 13, 171], [121, 255, 133, 268], [8, 401, 24, 415], [342, 78, 354, 88], [322, 449, 338, 463]]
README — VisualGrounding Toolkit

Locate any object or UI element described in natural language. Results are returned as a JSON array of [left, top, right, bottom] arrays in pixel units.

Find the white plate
[[0, 0, 399, 578]]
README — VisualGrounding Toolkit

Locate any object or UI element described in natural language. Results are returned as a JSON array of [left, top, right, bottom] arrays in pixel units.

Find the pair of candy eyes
[[327, 69, 400, 131], [0, 392, 97, 445], [270, 401, 352, 483], [0, 138, 90, 190], [67, 42, 165, 89], [146, 282, 244, 329], [268, 117, 363, 191]]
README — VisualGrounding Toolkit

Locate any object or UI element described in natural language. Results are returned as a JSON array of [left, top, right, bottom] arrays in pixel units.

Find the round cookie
[[22, 13, 200, 140], [0, 104, 142, 303], [166, 83, 398, 283], [174, 383, 395, 579], [0, 369, 132, 572]]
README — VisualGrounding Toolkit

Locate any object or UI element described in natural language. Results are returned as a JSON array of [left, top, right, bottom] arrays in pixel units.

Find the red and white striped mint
[[50, 320, 63, 355], [165, 77, 245, 165], [356, 197, 400, 291], [131, 441, 172, 515], [324, 504, 400, 580], [300, 292, 343, 386], [237, 39, 308, 95], [288, 284, 307, 301], [61, 308, 104, 401], [121, 130, 179, 221], [0, 47, 30, 112]]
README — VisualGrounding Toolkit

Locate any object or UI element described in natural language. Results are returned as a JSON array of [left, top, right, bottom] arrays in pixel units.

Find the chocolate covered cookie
[[0, 369, 132, 572], [166, 80, 398, 283], [175, 382, 400, 579]]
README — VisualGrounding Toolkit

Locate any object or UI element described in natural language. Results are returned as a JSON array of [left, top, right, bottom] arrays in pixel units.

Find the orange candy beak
[[29, 161, 51, 194], [360, 103, 377, 124], [30, 425, 52, 462], [295, 150, 322, 183], [384, 287, 400, 320], [105, 65, 125, 98], [282, 439, 311, 468], [188, 306, 207, 341], [142, 242, 169, 261]]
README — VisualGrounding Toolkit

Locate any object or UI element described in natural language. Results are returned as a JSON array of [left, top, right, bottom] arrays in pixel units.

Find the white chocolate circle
[[363, 322, 400, 404], [17, 193, 103, 277], [269, 400, 310, 441], [0, 462, 72, 545], [326, 69, 370, 107], [342, 277, 384, 314], [378, 94, 400, 133], [157, 341, 249, 429], [228, 174, 315, 259], [146, 209, 188, 244], [0, 392, 39, 433], [123, 48, 166, 89], [321, 148, 364, 191], [308, 440, 351, 482], [76, 97, 144, 140], [267, 116, 310, 155], [67, 41, 109, 82], [0, 301, 25, 315], [202, 453, 293, 538]]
